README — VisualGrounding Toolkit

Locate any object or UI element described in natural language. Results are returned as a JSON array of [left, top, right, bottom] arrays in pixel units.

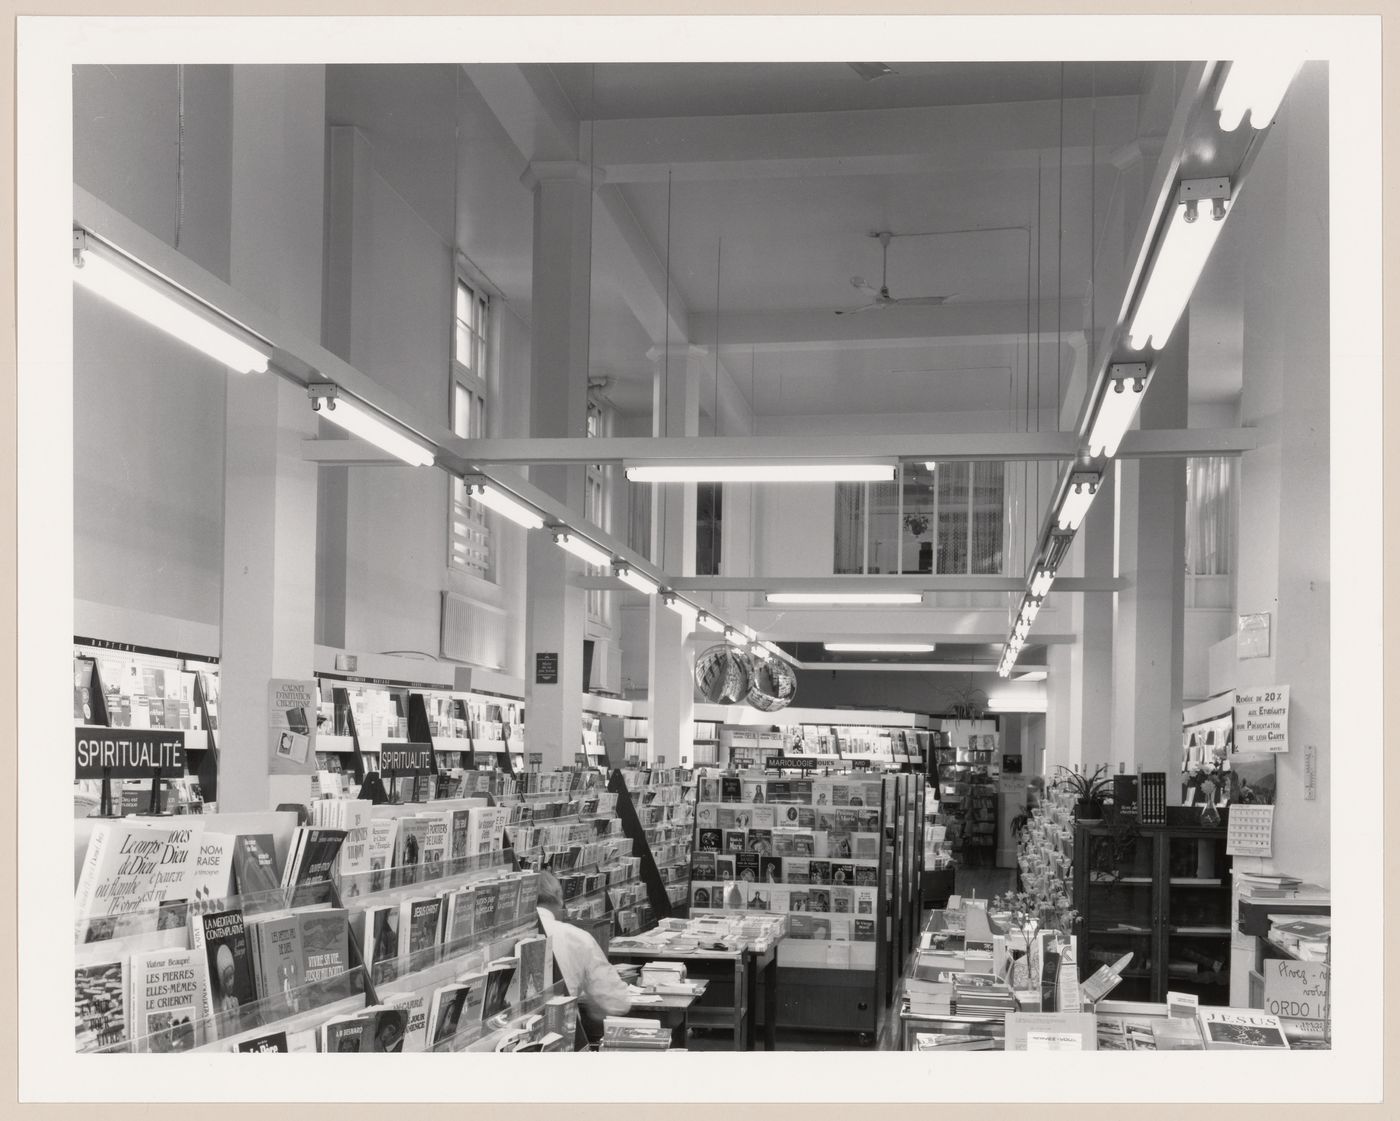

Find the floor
[[686, 866, 1016, 1052]]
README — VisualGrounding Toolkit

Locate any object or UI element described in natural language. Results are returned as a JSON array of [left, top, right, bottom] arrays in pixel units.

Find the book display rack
[[73, 638, 221, 810], [615, 766, 696, 917], [933, 731, 1000, 869], [72, 807, 577, 1053], [686, 770, 915, 1037]]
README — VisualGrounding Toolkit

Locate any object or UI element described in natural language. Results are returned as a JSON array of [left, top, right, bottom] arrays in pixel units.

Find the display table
[[627, 982, 709, 1048]]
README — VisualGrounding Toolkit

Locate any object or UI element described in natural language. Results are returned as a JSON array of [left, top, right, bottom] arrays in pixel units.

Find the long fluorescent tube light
[[1086, 363, 1153, 458], [664, 594, 699, 622], [552, 530, 612, 568], [615, 564, 660, 596], [466, 481, 544, 529], [824, 643, 937, 654], [1216, 59, 1300, 131], [1041, 529, 1077, 572], [766, 592, 923, 606], [1128, 179, 1232, 351], [1056, 472, 1101, 531], [698, 613, 727, 634], [308, 384, 436, 466], [1029, 569, 1055, 598], [73, 233, 269, 373], [625, 463, 895, 483]]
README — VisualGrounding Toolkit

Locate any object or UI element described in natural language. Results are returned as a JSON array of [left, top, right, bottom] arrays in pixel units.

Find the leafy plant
[[941, 683, 988, 723], [991, 888, 1080, 985], [1052, 763, 1112, 804], [902, 512, 931, 538]]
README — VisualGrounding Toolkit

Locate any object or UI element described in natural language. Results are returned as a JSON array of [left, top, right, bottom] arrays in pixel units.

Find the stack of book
[[598, 1016, 673, 1051], [952, 973, 1016, 1016], [911, 1031, 997, 1052], [1268, 915, 1331, 960], [1237, 871, 1303, 898]]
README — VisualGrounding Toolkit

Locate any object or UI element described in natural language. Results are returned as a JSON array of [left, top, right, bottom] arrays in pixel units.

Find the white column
[[218, 67, 326, 811], [522, 161, 593, 769], [647, 344, 703, 767], [1110, 320, 1188, 789]]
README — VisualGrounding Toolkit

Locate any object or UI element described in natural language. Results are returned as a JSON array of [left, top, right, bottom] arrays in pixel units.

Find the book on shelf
[[247, 911, 305, 1019], [398, 895, 444, 972], [392, 817, 429, 887], [319, 1006, 408, 1053], [128, 945, 207, 1052], [383, 989, 431, 1052], [188, 833, 237, 916], [297, 908, 354, 1003], [236, 1030, 289, 1053], [1197, 1008, 1291, 1050], [366, 817, 399, 893], [75, 819, 206, 932], [910, 1031, 997, 1052], [231, 833, 281, 899], [427, 974, 487, 1049], [1150, 1016, 1204, 1050], [513, 934, 549, 1004], [281, 827, 347, 908], [189, 908, 260, 1036], [74, 957, 128, 1052]]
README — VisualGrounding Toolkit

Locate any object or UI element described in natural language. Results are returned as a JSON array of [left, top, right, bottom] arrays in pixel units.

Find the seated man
[[535, 870, 633, 1041]]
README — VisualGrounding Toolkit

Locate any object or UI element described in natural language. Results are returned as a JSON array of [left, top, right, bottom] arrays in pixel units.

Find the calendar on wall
[[1227, 804, 1275, 857]]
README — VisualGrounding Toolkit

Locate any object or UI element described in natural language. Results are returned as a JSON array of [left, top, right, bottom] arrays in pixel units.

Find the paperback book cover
[[514, 934, 549, 1003], [441, 887, 477, 951], [188, 833, 237, 915], [714, 855, 736, 881], [723, 830, 746, 854], [692, 885, 714, 909], [250, 911, 304, 1018], [750, 805, 777, 830], [853, 862, 879, 885], [419, 813, 450, 880], [759, 856, 783, 883], [364, 904, 401, 984], [720, 776, 743, 802], [830, 886, 854, 914], [231, 833, 281, 899], [384, 990, 430, 1052], [691, 852, 717, 880], [334, 801, 373, 900], [75, 820, 206, 926], [784, 859, 811, 884], [398, 896, 445, 973], [237, 1031, 289, 1053], [518, 874, 539, 917], [74, 958, 128, 1052], [853, 833, 880, 860], [696, 804, 718, 828], [482, 958, 519, 1020], [734, 853, 760, 882], [829, 862, 855, 884], [495, 877, 522, 926], [366, 817, 399, 893], [854, 918, 876, 941], [747, 829, 773, 855], [190, 908, 259, 1036], [717, 806, 737, 829], [808, 888, 831, 913], [298, 908, 353, 1003], [449, 809, 473, 863], [129, 946, 206, 1052], [1197, 1009, 1291, 1050], [809, 860, 832, 885], [854, 886, 877, 915], [392, 817, 428, 887], [473, 881, 501, 934], [284, 828, 347, 908]]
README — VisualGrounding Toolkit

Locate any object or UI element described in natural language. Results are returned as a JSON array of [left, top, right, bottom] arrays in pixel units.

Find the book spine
[[188, 919, 215, 1024], [73, 825, 107, 922]]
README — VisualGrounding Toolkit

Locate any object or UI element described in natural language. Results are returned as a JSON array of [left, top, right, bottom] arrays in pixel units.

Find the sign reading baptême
[[75, 728, 185, 778]]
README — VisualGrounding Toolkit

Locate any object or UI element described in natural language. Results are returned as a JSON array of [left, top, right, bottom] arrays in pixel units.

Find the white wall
[[73, 66, 232, 632]]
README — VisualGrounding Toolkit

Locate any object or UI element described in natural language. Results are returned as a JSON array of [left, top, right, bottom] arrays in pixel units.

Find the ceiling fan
[[834, 231, 954, 315]]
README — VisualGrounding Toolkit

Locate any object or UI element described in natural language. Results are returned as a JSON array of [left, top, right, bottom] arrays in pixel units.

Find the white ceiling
[[326, 61, 1246, 426]]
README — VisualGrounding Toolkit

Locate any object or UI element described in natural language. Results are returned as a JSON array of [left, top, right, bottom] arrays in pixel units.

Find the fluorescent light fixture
[[1086, 363, 1153, 458], [1216, 59, 1300, 131], [1029, 569, 1055, 598], [625, 462, 895, 484], [724, 627, 746, 646], [1018, 597, 1043, 627], [73, 233, 269, 373], [761, 641, 786, 660], [989, 696, 1048, 713], [1016, 670, 1048, 682], [466, 481, 544, 529], [664, 594, 699, 621], [997, 664, 1012, 679], [766, 592, 923, 606], [552, 530, 612, 568], [1128, 179, 1231, 351], [922, 462, 938, 472], [1056, 471, 1101, 531], [698, 613, 727, 634], [1041, 529, 1077, 572], [308, 384, 436, 466], [824, 642, 937, 654], [615, 564, 660, 596]]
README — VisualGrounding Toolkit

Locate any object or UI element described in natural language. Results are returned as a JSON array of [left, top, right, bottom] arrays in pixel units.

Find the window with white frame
[[834, 462, 1005, 575], [449, 277, 493, 580]]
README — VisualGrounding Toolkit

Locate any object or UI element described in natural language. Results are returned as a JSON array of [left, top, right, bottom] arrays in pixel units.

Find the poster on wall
[[268, 678, 318, 773], [1233, 685, 1290, 753]]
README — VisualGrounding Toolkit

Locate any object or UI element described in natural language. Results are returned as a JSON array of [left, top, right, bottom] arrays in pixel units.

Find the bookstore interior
[[60, 54, 1338, 1060]]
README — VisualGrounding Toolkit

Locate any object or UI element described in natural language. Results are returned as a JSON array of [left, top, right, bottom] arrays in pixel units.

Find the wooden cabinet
[[1073, 818, 1232, 1003]]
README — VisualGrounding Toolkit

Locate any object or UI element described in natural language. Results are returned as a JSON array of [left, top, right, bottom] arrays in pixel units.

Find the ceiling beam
[[593, 96, 1140, 183], [442, 428, 1255, 467], [661, 575, 1127, 593]]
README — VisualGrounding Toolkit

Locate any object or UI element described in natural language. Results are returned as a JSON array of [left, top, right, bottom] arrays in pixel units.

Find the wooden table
[[607, 944, 780, 1051]]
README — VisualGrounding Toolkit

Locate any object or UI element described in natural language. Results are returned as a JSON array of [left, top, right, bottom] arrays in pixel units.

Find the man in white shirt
[[535, 870, 633, 1032]]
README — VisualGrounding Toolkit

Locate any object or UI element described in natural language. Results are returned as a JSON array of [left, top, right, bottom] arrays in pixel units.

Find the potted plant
[[1053, 764, 1112, 820]]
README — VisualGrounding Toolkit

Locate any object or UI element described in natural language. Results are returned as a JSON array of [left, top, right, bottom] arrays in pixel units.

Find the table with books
[[607, 915, 787, 1051]]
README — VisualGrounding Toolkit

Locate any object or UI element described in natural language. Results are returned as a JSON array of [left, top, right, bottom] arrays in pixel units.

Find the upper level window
[[1186, 456, 1235, 576], [449, 277, 493, 580], [835, 462, 1004, 575]]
